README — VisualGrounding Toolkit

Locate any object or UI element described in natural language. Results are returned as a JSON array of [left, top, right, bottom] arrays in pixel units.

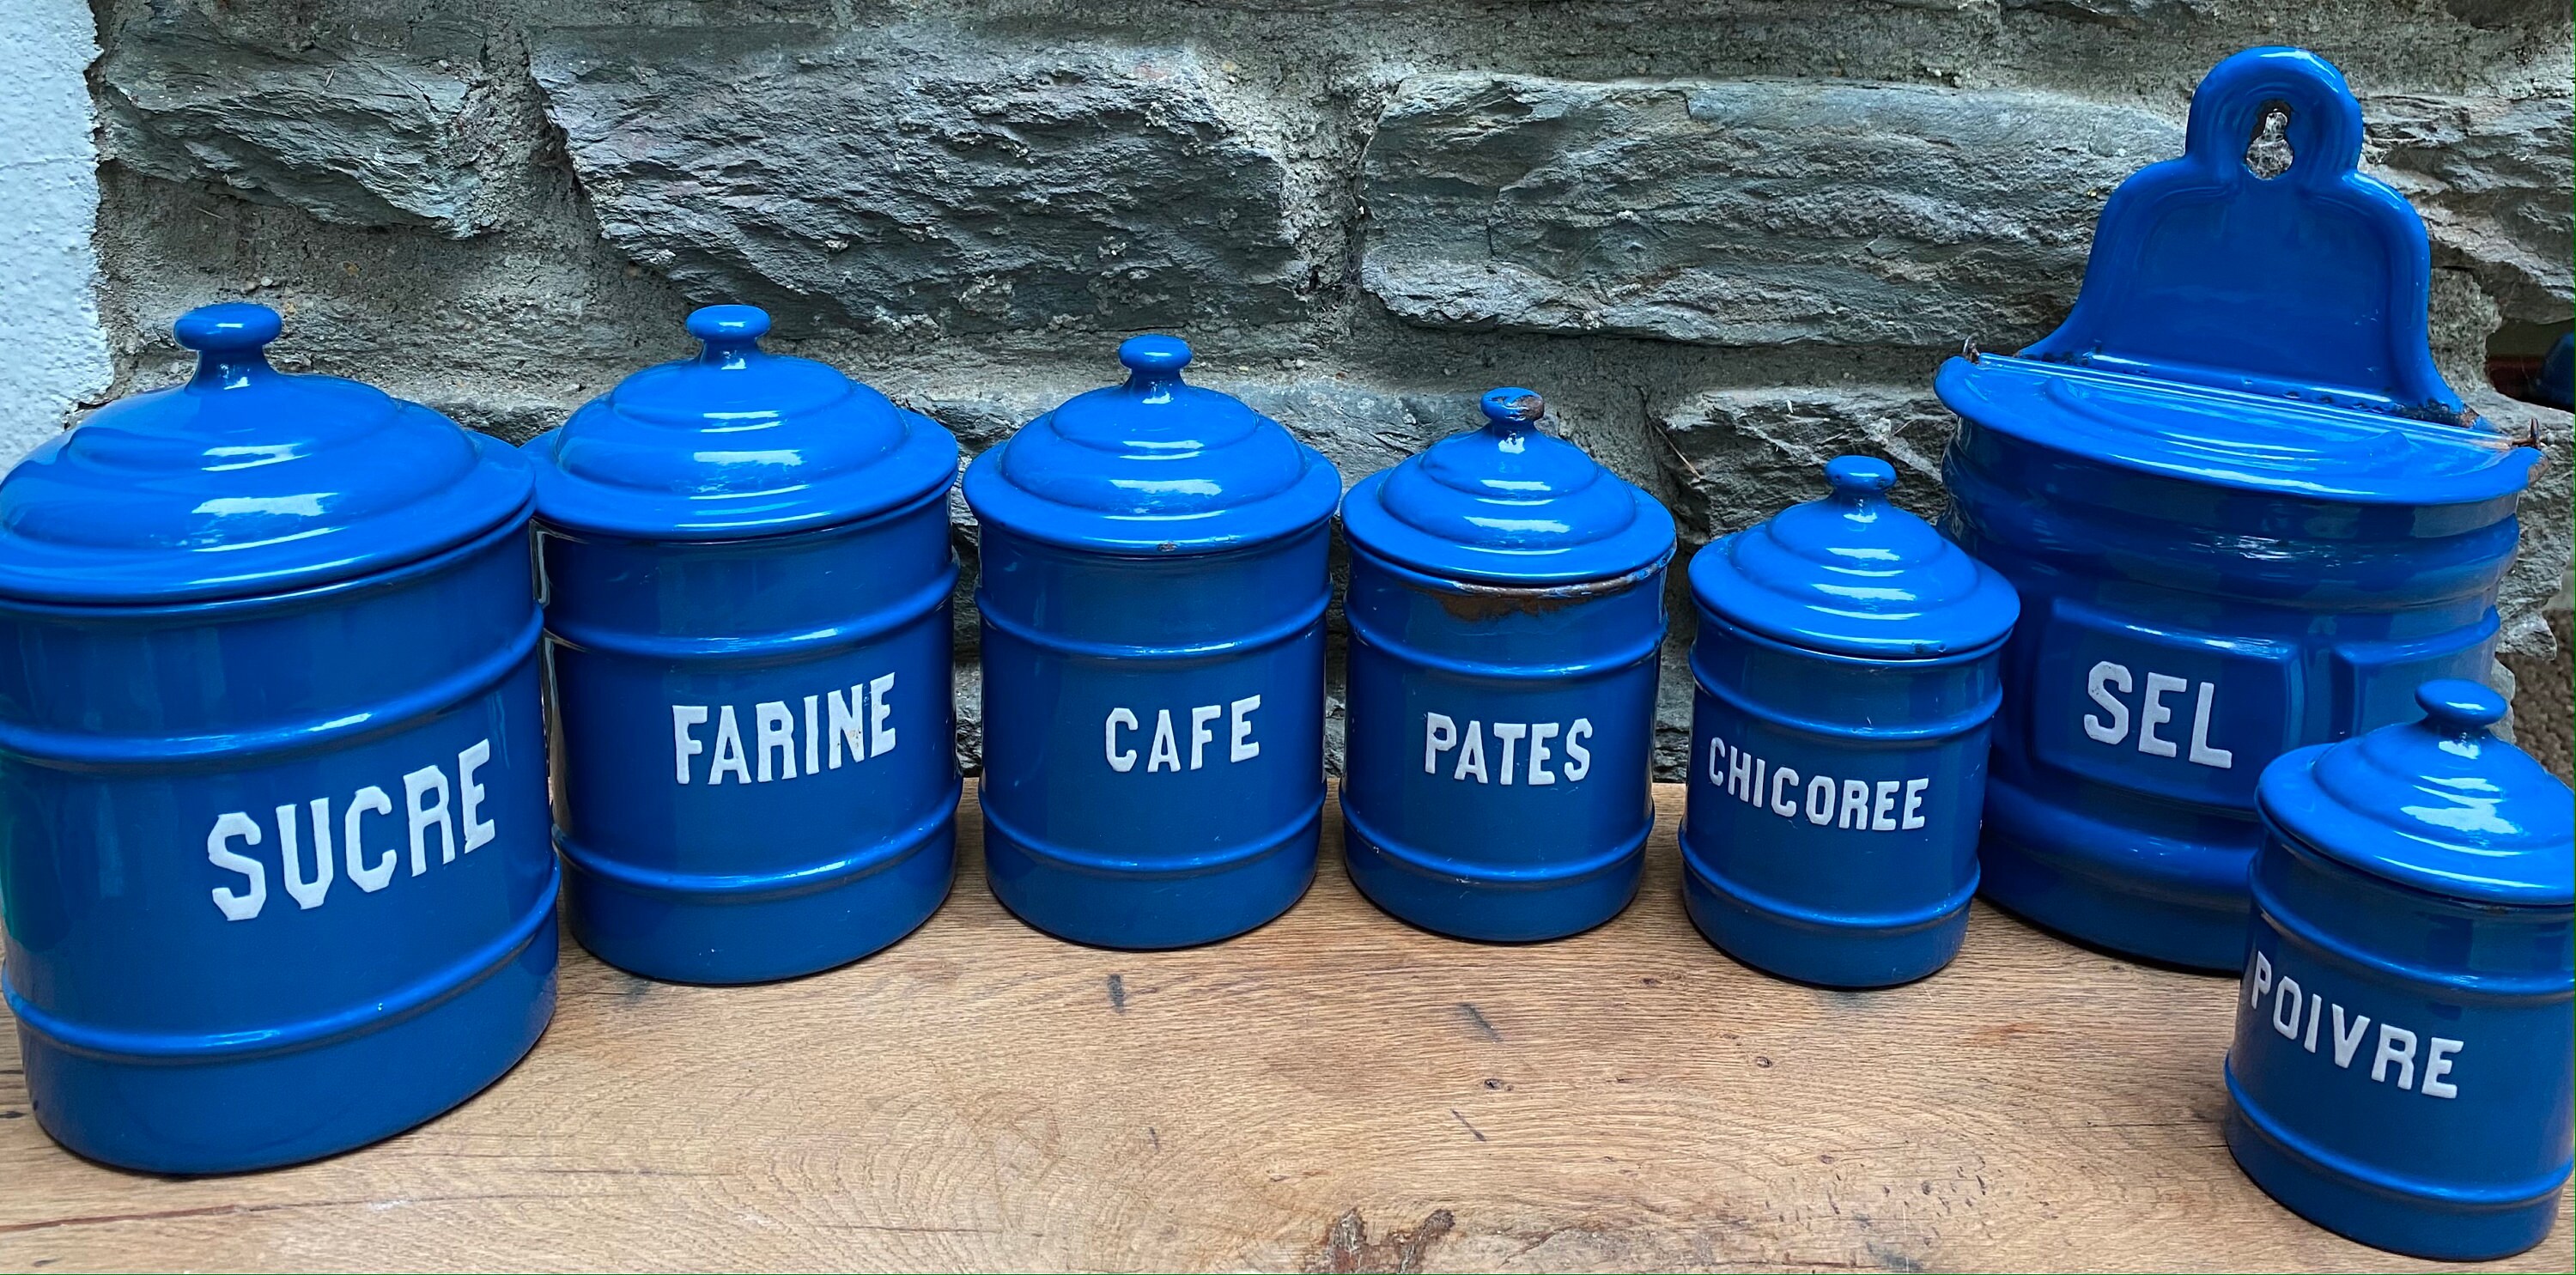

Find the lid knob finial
[[686, 305, 770, 364], [1117, 334, 1193, 384], [1825, 455, 1898, 503], [1480, 387, 1545, 435], [175, 302, 283, 388], [2415, 679, 2507, 738]]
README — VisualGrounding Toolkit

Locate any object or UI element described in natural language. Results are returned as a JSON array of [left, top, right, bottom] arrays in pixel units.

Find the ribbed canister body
[[538, 483, 959, 984], [1341, 547, 1664, 941], [0, 513, 556, 1174], [1944, 433, 2518, 970], [1681, 610, 2003, 987], [975, 523, 1327, 950], [2226, 825, 2573, 1260]]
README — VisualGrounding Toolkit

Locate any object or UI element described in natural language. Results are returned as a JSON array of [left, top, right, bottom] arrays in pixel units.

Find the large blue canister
[[1339, 388, 1674, 941], [1681, 457, 2019, 987], [0, 303, 555, 1173], [963, 336, 1340, 950], [525, 306, 961, 984], [2226, 680, 2572, 1260], [1935, 46, 2542, 970]]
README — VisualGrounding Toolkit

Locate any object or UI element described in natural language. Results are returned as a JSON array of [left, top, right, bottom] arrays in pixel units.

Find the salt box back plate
[[526, 306, 958, 540], [1340, 388, 1675, 586], [1933, 46, 2538, 507], [0, 303, 533, 605]]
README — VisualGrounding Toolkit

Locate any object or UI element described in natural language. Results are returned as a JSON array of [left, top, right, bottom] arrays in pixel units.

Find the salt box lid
[[0, 302, 533, 605], [1340, 388, 1675, 586], [1933, 46, 2537, 507], [526, 306, 957, 540], [1688, 456, 2018, 659], [2261, 680, 2573, 908], [960, 336, 1340, 554]]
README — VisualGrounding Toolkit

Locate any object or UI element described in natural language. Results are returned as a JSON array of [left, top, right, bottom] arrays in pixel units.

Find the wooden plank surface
[[1, 782, 2567, 1273]]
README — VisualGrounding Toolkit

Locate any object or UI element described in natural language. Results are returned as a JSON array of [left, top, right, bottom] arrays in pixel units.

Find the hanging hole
[[2243, 102, 2293, 179]]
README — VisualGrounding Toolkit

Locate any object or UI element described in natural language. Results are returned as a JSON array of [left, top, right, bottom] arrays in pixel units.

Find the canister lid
[[2262, 681, 2573, 908], [525, 306, 957, 539], [1340, 388, 1675, 586], [1933, 46, 2538, 507], [960, 336, 1340, 554], [1687, 456, 2018, 659], [0, 302, 533, 605]]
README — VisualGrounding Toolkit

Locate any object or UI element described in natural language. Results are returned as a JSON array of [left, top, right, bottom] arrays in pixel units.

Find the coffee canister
[[963, 336, 1340, 949], [1339, 388, 1674, 941], [0, 303, 555, 1172], [525, 306, 962, 984]]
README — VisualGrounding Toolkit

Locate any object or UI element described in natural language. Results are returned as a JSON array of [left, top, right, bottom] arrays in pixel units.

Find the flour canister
[[1339, 389, 1674, 941], [526, 306, 961, 984], [0, 303, 555, 1172], [1682, 457, 2017, 987], [2227, 680, 2571, 1260], [1935, 47, 2541, 969], [963, 336, 1340, 949]]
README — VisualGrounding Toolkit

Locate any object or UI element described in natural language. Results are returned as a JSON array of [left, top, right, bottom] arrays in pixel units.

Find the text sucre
[[205, 738, 499, 921]]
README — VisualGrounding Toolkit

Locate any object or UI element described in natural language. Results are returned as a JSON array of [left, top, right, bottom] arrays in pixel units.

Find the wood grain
[[2, 782, 2567, 1273]]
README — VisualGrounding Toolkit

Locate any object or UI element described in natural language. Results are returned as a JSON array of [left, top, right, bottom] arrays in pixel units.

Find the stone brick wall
[[80, 0, 2573, 777]]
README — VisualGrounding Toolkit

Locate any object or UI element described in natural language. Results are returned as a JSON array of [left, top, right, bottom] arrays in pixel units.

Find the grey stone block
[[1359, 75, 2181, 349], [96, 25, 494, 237], [1656, 385, 1958, 540], [2367, 91, 2574, 325], [532, 26, 1310, 337]]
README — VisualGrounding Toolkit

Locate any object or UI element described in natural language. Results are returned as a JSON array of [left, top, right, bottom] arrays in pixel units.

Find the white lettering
[[2271, 975, 2305, 1040], [1562, 719, 1591, 781], [1870, 780, 1899, 832], [1900, 777, 1929, 830], [345, 786, 396, 892], [277, 799, 333, 909], [404, 764, 454, 876], [459, 740, 495, 853], [1425, 712, 1458, 774], [756, 700, 798, 782], [709, 706, 752, 785], [1455, 720, 1488, 783], [2084, 660, 2132, 744], [1838, 779, 1870, 830], [1528, 721, 1559, 785], [1147, 709, 1182, 773], [207, 811, 266, 921], [1106, 707, 1139, 772], [671, 705, 708, 784], [2139, 672, 2186, 758], [2188, 680, 2233, 768], [803, 695, 821, 776], [2422, 1038, 2463, 1099], [1190, 704, 1221, 770], [1806, 774, 1835, 825], [1493, 723, 1527, 786], [2372, 1023, 2419, 1090], [829, 686, 866, 768], [1230, 695, 1262, 762], [869, 672, 897, 758], [2330, 1004, 2372, 1068]]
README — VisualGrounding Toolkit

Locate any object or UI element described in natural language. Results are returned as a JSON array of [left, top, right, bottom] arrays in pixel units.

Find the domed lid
[[526, 306, 957, 539], [1933, 46, 2537, 507], [960, 336, 1340, 554], [2262, 680, 2573, 908], [1688, 456, 2018, 659], [0, 302, 532, 605], [1340, 388, 1675, 586]]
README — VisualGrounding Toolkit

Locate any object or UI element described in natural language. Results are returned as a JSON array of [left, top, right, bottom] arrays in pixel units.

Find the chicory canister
[[1681, 457, 2017, 987], [1936, 46, 2541, 969], [525, 306, 961, 984], [0, 303, 555, 1173], [1339, 389, 1674, 941], [963, 336, 1340, 949], [2226, 680, 2571, 1260]]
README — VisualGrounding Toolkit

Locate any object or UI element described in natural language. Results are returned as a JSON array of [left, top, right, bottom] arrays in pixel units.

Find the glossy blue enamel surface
[[1683, 459, 2015, 987], [965, 337, 1338, 949], [526, 307, 960, 983], [1935, 47, 2539, 971], [0, 305, 554, 1173], [0, 302, 533, 604], [2227, 683, 2573, 1260], [1339, 387, 1674, 586], [1340, 391, 1673, 942]]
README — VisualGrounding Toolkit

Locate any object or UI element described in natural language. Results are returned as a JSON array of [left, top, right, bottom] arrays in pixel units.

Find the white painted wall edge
[[0, 0, 112, 470]]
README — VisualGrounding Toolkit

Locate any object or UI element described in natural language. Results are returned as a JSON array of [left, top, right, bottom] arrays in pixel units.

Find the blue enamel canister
[[1339, 389, 1674, 941], [1935, 47, 2541, 970], [0, 304, 555, 1173], [963, 336, 1340, 950], [2226, 681, 2572, 1260], [526, 307, 960, 984], [1681, 457, 2018, 987]]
